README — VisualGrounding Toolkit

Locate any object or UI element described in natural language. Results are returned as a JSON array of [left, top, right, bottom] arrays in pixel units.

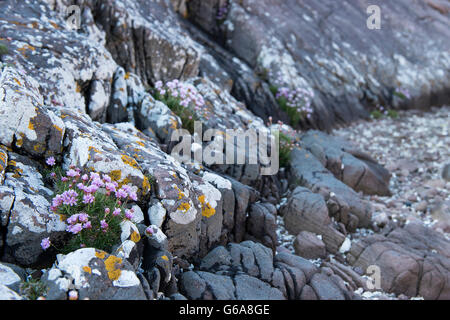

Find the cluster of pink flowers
[[395, 87, 411, 99], [155, 79, 205, 110], [268, 118, 300, 152], [42, 162, 140, 251], [275, 86, 315, 119], [66, 212, 91, 234]]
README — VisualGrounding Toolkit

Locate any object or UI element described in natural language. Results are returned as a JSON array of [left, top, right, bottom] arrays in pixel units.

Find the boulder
[[348, 222, 450, 299], [293, 231, 327, 260], [42, 248, 147, 300]]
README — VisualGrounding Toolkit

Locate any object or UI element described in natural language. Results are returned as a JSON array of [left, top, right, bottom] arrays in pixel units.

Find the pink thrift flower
[[67, 223, 83, 234], [115, 188, 128, 199], [125, 209, 133, 220], [112, 208, 121, 216], [66, 169, 79, 178], [105, 208, 110, 214], [78, 213, 89, 223], [46, 157, 56, 166], [61, 189, 78, 206], [83, 193, 95, 204], [100, 220, 108, 230], [129, 191, 138, 202], [105, 182, 116, 193], [81, 174, 89, 181], [41, 237, 51, 250], [83, 221, 92, 229]]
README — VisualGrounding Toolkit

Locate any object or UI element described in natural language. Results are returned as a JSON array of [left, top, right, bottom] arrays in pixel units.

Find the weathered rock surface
[[281, 186, 346, 254], [184, 0, 450, 130], [42, 248, 147, 300], [0, 66, 65, 159], [347, 222, 450, 299], [289, 147, 372, 231], [300, 130, 391, 196], [0, 153, 66, 266], [180, 241, 355, 300], [293, 231, 327, 260]]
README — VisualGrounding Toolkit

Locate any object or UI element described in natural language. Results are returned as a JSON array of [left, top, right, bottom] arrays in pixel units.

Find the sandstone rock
[[300, 130, 391, 196], [289, 147, 372, 231], [1, 0, 117, 112], [443, 163, 450, 181], [135, 93, 181, 144], [245, 202, 278, 251], [348, 222, 450, 299], [281, 186, 346, 253], [293, 231, 327, 260], [186, 0, 450, 130]]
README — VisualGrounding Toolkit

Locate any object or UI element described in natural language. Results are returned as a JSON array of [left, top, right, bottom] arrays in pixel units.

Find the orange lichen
[[82, 266, 92, 274], [201, 202, 216, 218], [161, 255, 169, 261], [142, 176, 151, 194], [95, 250, 106, 259], [174, 185, 185, 200], [121, 154, 139, 169], [130, 230, 141, 243], [177, 202, 191, 213], [104, 255, 123, 281], [198, 195, 216, 218], [109, 170, 122, 182], [124, 72, 130, 80]]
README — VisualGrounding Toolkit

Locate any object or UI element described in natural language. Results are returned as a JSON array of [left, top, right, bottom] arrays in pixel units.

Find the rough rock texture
[[281, 186, 346, 254], [347, 222, 450, 300], [0, 153, 66, 266], [180, 241, 355, 300], [0, 66, 65, 159], [293, 231, 327, 260], [42, 248, 147, 300], [0, 0, 448, 302], [300, 130, 391, 196], [184, 0, 450, 130], [289, 147, 372, 231]]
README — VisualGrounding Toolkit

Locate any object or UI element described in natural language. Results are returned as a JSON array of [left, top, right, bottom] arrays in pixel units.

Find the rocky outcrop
[[180, 241, 355, 300], [347, 221, 450, 300], [42, 248, 147, 300], [0, 153, 66, 266], [184, 0, 450, 130]]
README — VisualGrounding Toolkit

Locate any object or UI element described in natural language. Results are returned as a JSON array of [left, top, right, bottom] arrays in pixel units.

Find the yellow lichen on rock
[[104, 255, 123, 281], [177, 202, 191, 213], [130, 230, 141, 243], [109, 170, 122, 182], [121, 154, 139, 169], [82, 266, 92, 274], [95, 250, 106, 260], [198, 195, 216, 218]]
